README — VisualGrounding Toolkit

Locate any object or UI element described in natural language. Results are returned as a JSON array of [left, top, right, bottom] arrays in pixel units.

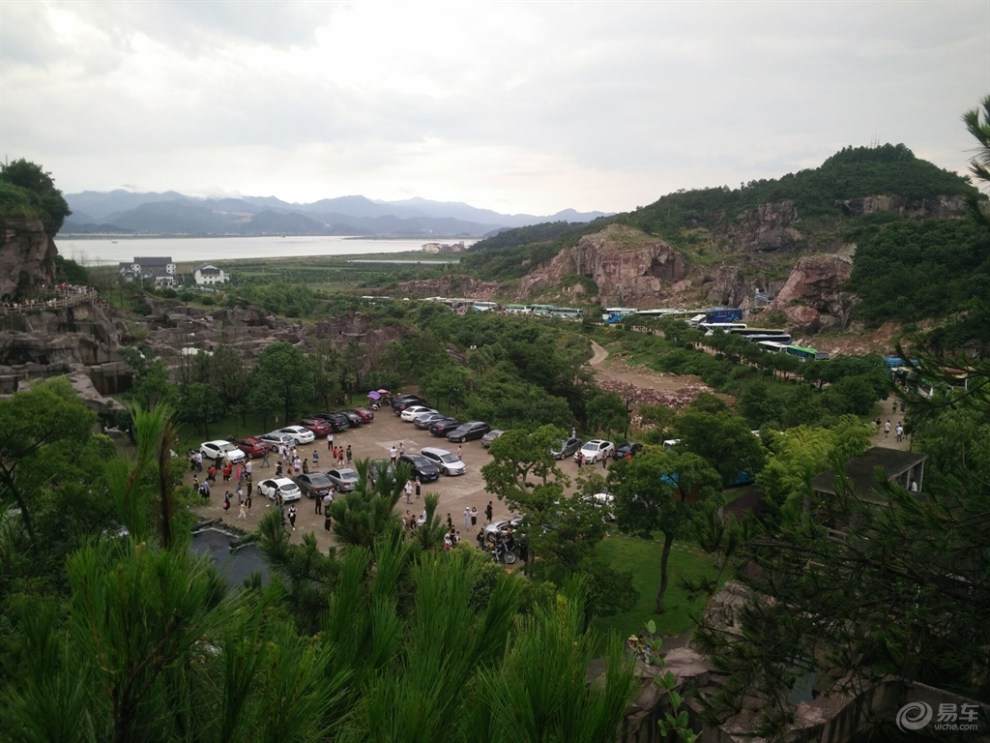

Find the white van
[[420, 447, 466, 476]]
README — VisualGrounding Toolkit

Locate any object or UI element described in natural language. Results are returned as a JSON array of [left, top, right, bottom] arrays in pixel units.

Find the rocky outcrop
[[724, 199, 805, 253], [519, 224, 689, 305], [835, 193, 967, 219], [392, 276, 501, 300], [765, 253, 855, 332], [0, 217, 57, 301], [137, 297, 408, 376]]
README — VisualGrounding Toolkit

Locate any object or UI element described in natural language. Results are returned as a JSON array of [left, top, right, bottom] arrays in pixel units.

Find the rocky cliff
[[765, 252, 856, 332], [518, 224, 690, 305], [0, 216, 57, 301]]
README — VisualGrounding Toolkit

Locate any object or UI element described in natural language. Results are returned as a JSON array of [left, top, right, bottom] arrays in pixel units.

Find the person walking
[[895, 423, 904, 442], [404, 480, 413, 504], [346, 444, 352, 464], [327, 430, 334, 451], [470, 506, 478, 528], [312, 449, 319, 467], [288, 505, 297, 531], [238, 499, 247, 520], [262, 445, 271, 468], [315, 489, 322, 514], [463, 507, 471, 530], [884, 420, 891, 437], [457, 444, 463, 461], [415, 477, 421, 499], [485, 501, 493, 523], [390, 445, 398, 466]]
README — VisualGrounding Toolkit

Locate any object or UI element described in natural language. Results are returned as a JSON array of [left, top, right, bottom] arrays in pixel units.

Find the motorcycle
[[490, 533, 517, 565]]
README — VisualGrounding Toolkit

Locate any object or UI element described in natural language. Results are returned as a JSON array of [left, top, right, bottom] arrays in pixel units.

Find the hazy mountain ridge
[[60, 190, 609, 237]]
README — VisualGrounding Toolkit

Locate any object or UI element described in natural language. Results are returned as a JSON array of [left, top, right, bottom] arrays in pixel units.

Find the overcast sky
[[2, 1, 988, 215]]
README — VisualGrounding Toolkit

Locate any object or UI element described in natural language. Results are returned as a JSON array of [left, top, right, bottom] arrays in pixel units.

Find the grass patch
[[592, 532, 722, 639]]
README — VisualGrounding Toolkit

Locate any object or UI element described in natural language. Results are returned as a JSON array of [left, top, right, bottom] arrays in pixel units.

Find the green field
[[593, 532, 723, 640]]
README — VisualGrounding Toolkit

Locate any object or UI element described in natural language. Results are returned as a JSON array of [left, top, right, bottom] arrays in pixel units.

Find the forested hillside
[[461, 143, 982, 327]]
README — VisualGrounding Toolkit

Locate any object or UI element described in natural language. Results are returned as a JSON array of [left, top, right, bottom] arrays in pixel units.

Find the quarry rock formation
[[518, 224, 689, 305], [724, 199, 806, 253], [835, 193, 967, 219], [766, 253, 855, 332], [0, 216, 58, 301]]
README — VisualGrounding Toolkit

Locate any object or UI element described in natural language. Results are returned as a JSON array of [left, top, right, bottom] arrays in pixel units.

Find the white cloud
[[1, 0, 987, 214]]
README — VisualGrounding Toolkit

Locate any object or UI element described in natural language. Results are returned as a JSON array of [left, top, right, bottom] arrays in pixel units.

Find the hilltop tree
[[0, 159, 71, 233]]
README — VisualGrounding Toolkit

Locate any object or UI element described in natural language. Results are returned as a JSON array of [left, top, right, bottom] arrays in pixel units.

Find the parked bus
[[602, 307, 639, 324], [782, 344, 818, 361], [700, 322, 748, 334], [729, 328, 793, 344], [757, 340, 788, 354]]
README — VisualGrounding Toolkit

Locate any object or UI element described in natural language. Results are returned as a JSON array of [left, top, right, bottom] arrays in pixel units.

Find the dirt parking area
[[188, 409, 541, 550]]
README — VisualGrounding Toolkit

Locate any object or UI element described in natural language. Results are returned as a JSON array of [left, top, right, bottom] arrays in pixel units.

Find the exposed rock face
[[393, 276, 501, 300], [724, 199, 805, 253], [138, 298, 408, 376], [518, 224, 689, 305], [0, 217, 57, 301], [766, 253, 855, 332], [836, 193, 967, 219]]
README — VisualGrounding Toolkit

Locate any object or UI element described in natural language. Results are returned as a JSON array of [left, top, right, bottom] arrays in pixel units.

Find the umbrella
[[377, 388, 390, 394], [367, 391, 381, 400]]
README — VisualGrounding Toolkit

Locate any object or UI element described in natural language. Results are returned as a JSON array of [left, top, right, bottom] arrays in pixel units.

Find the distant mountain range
[[59, 191, 610, 238]]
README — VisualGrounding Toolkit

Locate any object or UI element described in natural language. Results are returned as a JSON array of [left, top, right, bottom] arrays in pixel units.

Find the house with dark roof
[[811, 446, 926, 501], [118, 256, 177, 287]]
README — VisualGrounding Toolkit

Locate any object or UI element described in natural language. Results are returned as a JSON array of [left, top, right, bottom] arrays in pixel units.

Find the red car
[[300, 418, 333, 437], [229, 436, 271, 458], [348, 407, 375, 423]]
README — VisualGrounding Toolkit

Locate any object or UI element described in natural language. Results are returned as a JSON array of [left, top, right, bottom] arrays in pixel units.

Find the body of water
[[57, 235, 475, 266]]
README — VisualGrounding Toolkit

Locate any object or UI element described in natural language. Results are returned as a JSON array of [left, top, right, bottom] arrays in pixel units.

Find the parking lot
[[189, 407, 554, 549]]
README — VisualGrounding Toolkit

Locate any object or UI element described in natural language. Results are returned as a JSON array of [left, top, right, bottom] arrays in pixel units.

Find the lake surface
[[57, 235, 475, 265]]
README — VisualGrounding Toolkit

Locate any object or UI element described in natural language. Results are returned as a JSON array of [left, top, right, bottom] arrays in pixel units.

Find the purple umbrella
[[367, 390, 381, 400]]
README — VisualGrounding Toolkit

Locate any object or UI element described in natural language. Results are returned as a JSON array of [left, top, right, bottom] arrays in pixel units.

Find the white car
[[400, 405, 437, 422], [576, 439, 615, 464], [273, 426, 316, 445], [420, 447, 466, 476], [200, 439, 246, 463], [582, 492, 616, 521], [257, 477, 302, 503]]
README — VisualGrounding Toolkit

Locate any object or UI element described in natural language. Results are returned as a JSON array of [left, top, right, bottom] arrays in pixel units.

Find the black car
[[446, 421, 491, 443], [338, 409, 364, 427], [429, 418, 462, 437], [550, 436, 581, 460], [398, 453, 440, 482], [416, 414, 454, 430], [295, 472, 335, 499], [613, 442, 643, 460], [314, 412, 350, 431], [392, 395, 428, 414]]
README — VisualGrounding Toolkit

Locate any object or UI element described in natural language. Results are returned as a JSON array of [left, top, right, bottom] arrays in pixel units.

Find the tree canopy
[[0, 159, 71, 233]]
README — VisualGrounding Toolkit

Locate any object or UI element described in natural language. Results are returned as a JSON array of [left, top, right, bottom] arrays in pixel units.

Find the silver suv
[[419, 447, 466, 476]]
